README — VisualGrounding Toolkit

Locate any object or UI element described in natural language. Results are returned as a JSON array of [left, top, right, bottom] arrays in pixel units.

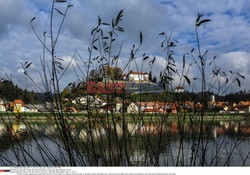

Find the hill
[[0, 80, 40, 104]]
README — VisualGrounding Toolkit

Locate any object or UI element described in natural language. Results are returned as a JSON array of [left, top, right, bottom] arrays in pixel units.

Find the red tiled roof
[[143, 108, 159, 113], [136, 102, 160, 108], [235, 105, 250, 110], [239, 101, 250, 106], [216, 101, 225, 107], [185, 101, 194, 105], [128, 70, 148, 75], [175, 86, 184, 89], [13, 100, 24, 105]]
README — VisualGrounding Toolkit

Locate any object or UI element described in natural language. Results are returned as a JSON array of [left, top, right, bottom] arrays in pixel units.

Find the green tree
[[113, 67, 123, 80], [61, 87, 70, 99], [101, 66, 123, 80], [89, 69, 102, 81]]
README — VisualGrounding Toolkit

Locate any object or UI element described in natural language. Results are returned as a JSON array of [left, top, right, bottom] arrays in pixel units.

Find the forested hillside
[[0, 80, 39, 104]]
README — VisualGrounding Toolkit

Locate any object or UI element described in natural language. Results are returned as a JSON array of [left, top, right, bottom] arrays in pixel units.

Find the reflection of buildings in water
[[20, 123, 26, 130], [43, 125, 58, 135], [212, 126, 217, 139], [211, 123, 227, 137], [92, 128, 106, 139], [211, 126, 228, 139], [171, 122, 179, 134], [78, 123, 140, 142], [127, 123, 138, 136], [220, 122, 229, 130], [138, 123, 167, 135], [114, 124, 123, 137], [115, 123, 140, 137], [0, 124, 6, 136], [29, 124, 55, 136], [246, 137, 250, 145], [71, 120, 250, 143], [78, 128, 106, 141], [240, 121, 245, 125], [129, 150, 148, 166], [239, 126, 250, 134], [218, 121, 250, 135], [79, 129, 87, 141], [234, 124, 239, 133], [12, 122, 20, 133], [8, 122, 26, 139]]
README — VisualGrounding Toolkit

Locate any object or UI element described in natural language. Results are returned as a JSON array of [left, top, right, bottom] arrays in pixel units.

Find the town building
[[24, 104, 39, 113], [0, 99, 6, 112], [127, 101, 177, 114], [174, 86, 184, 93], [123, 71, 149, 83], [12, 99, 24, 113]]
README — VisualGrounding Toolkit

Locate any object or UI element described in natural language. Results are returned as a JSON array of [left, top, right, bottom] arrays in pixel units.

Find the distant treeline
[[0, 80, 40, 104], [1, 79, 248, 105], [62, 80, 250, 104], [222, 91, 250, 103]]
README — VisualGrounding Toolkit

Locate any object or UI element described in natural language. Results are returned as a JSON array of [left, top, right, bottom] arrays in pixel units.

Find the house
[[127, 101, 179, 114], [127, 102, 140, 113], [77, 95, 95, 105], [33, 104, 49, 112], [127, 101, 160, 114], [238, 101, 250, 106], [63, 107, 78, 113], [215, 101, 234, 113], [13, 99, 24, 113], [115, 98, 129, 113], [101, 103, 116, 113], [24, 104, 39, 113], [139, 102, 160, 113], [174, 86, 184, 93], [157, 102, 172, 113], [0, 99, 6, 112], [143, 108, 159, 114], [123, 71, 149, 83], [234, 105, 250, 113], [0, 105, 6, 112], [21, 106, 29, 112]]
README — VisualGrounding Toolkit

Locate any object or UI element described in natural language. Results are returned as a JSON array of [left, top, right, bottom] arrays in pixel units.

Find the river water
[[0, 117, 250, 166]]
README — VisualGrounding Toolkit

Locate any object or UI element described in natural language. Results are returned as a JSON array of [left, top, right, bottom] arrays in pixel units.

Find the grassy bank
[[0, 111, 249, 122]]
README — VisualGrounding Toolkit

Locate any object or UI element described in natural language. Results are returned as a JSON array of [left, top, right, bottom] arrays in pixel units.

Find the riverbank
[[0, 111, 249, 122]]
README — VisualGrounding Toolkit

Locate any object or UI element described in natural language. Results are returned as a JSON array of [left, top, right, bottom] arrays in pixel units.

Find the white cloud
[[217, 51, 250, 91], [219, 51, 250, 70], [0, 0, 249, 92], [17, 69, 25, 74]]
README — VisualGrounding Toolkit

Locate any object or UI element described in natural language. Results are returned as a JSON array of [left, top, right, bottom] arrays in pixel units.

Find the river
[[0, 117, 250, 166]]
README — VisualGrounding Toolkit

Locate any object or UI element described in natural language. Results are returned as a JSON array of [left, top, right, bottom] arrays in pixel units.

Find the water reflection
[[0, 119, 250, 166], [0, 121, 26, 139]]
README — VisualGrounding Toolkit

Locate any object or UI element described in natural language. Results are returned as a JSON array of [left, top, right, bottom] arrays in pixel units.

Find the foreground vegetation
[[0, 0, 249, 166]]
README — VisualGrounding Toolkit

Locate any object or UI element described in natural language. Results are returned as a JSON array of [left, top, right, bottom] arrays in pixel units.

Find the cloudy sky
[[0, 0, 249, 94]]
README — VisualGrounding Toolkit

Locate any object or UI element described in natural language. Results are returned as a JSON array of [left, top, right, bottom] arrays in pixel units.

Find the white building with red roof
[[123, 70, 149, 82], [0, 99, 6, 112]]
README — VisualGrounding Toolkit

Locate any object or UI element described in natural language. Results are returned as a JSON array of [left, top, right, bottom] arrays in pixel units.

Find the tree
[[113, 67, 123, 80], [61, 87, 70, 99], [0, 80, 39, 103], [23, 89, 30, 104], [101, 66, 123, 80], [88, 69, 102, 82]]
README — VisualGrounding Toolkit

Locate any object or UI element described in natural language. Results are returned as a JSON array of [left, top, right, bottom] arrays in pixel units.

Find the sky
[[0, 0, 249, 95]]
